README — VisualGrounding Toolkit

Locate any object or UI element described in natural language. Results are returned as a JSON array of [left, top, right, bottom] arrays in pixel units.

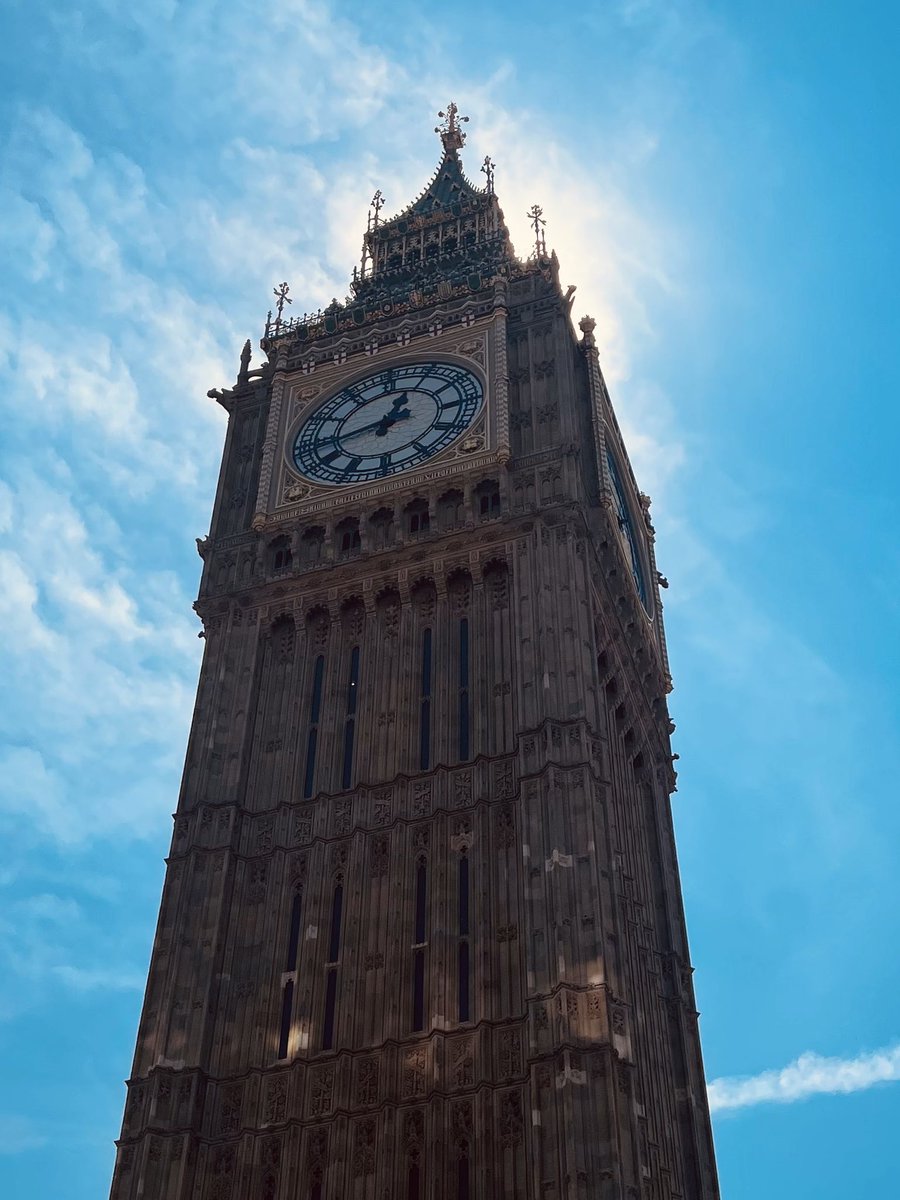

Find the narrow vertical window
[[407, 1162, 421, 1200], [419, 628, 432, 771], [303, 655, 325, 799], [458, 943, 470, 1024], [412, 950, 425, 1032], [322, 878, 343, 1052], [414, 859, 427, 944], [322, 969, 338, 1051], [342, 645, 360, 789], [457, 850, 470, 1022], [286, 890, 302, 971], [458, 617, 470, 761], [458, 852, 469, 936], [277, 979, 294, 1059], [328, 881, 343, 964], [412, 856, 427, 1033], [457, 1152, 471, 1200]]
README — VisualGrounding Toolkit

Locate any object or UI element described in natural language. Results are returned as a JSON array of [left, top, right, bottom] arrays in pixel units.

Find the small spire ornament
[[435, 102, 469, 152], [527, 203, 547, 257], [368, 189, 384, 231], [273, 281, 292, 331], [481, 155, 495, 195]]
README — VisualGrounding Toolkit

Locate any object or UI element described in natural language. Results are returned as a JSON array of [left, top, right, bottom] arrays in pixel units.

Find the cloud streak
[[708, 1044, 900, 1114]]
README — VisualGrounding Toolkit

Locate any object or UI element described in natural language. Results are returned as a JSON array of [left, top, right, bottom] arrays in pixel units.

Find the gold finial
[[368, 189, 384, 230], [481, 155, 495, 194], [527, 204, 547, 257], [435, 102, 469, 152], [272, 282, 292, 331]]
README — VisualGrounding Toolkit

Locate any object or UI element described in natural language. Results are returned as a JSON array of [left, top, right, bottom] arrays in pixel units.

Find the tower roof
[[261, 106, 526, 350]]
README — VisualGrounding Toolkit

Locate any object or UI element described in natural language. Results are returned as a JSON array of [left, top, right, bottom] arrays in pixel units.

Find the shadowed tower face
[[110, 104, 720, 1200]]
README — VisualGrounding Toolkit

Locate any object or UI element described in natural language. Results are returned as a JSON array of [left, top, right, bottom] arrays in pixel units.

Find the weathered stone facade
[[111, 108, 719, 1200]]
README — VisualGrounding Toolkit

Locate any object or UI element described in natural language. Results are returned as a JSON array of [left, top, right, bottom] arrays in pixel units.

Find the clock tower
[[111, 105, 720, 1200]]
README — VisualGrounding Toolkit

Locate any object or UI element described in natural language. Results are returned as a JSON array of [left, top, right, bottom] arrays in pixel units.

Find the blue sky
[[1, 1, 898, 1195]]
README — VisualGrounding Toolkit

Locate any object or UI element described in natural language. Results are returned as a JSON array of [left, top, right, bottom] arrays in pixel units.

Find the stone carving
[[498, 1029, 522, 1078], [499, 1090, 524, 1147], [497, 924, 518, 943], [309, 1066, 335, 1117], [256, 818, 274, 853], [364, 951, 384, 970], [451, 1037, 474, 1088], [493, 760, 514, 799], [260, 1136, 281, 1200], [403, 1110, 424, 1157], [611, 1005, 626, 1036], [402, 1048, 427, 1099], [355, 1058, 379, 1106], [292, 812, 313, 844], [306, 1128, 328, 1184], [451, 1100, 473, 1152], [412, 826, 429, 851], [495, 805, 515, 848], [334, 800, 352, 836], [289, 853, 308, 885], [369, 835, 390, 877], [156, 1076, 172, 1119], [209, 1145, 236, 1200], [308, 608, 330, 649], [247, 860, 268, 903], [379, 592, 401, 638], [485, 565, 509, 608], [412, 782, 431, 816], [219, 1083, 243, 1134], [330, 842, 349, 873], [352, 1118, 377, 1177], [273, 617, 295, 662], [448, 573, 472, 613], [263, 1075, 287, 1124], [452, 770, 473, 808], [341, 600, 365, 637]]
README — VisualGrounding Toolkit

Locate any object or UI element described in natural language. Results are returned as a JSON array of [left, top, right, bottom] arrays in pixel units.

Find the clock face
[[292, 361, 483, 485], [607, 451, 649, 610]]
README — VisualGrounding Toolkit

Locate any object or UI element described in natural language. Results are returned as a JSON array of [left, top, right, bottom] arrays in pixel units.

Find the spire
[[434, 101, 469, 154]]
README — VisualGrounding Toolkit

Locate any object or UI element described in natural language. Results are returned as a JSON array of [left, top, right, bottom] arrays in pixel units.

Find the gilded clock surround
[[275, 328, 497, 514]]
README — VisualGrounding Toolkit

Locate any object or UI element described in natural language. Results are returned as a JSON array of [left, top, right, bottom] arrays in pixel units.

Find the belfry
[[111, 106, 720, 1199]]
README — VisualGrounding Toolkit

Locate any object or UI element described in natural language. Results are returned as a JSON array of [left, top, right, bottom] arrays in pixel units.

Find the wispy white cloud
[[708, 1044, 900, 1114]]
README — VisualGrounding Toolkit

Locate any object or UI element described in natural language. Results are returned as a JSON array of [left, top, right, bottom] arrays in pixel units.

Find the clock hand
[[342, 406, 412, 442], [341, 417, 392, 441]]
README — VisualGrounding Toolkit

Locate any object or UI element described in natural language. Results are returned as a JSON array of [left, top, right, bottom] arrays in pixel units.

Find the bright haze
[[1, 2, 899, 1197]]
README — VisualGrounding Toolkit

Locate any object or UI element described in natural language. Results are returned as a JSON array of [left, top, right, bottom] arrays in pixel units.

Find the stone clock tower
[[110, 106, 720, 1200]]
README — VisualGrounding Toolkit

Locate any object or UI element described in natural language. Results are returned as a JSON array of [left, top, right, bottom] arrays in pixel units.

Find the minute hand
[[342, 408, 412, 441]]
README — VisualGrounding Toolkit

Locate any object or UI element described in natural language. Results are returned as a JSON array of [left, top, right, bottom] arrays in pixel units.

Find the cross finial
[[481, 155, 495, 195], [527, 204, 547, 258], [368, 189, 384, 230], [273, 282, 292, 330], [435, 102, 469, 152]]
